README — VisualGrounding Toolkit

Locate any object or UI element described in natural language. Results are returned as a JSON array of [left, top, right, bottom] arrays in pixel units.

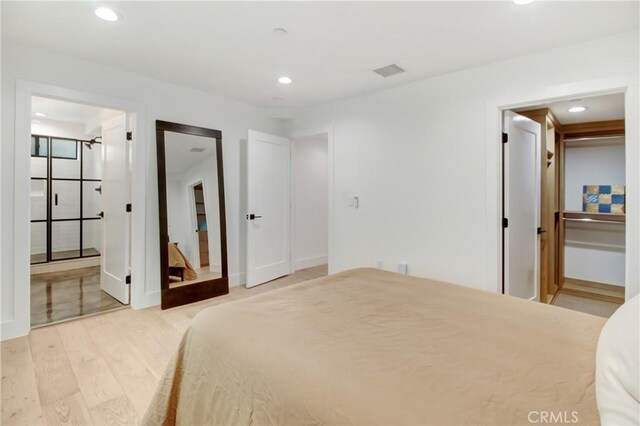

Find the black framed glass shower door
[[30, 135, 103, 264]]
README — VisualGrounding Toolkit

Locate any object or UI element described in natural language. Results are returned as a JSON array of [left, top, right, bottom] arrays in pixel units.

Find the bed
[[143, 268, 605, 425]]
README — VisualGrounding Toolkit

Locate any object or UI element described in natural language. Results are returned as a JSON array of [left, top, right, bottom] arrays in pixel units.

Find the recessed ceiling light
[[513, 0, 535, 4], [568, 106, 588, 113], [34, 112, 47, 117], [278, 76, 292, 85], [95, 7, 119, 22], [273, 28, 288, 36]]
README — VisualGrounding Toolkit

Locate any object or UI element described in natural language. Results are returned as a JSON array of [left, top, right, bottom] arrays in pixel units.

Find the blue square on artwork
[[586, 194, 599, 204], [582, 203, 587, 211], [599, 185, 611, 194], [583, 186, 588, 194], [612, 194, 625, 204], [599, 204, 612, 213]]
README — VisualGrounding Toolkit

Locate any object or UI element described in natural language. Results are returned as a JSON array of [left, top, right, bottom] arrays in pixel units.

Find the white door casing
[[503, 110, 541, 301], [100, 113, 131, 304], [246, 130, 291, 287]]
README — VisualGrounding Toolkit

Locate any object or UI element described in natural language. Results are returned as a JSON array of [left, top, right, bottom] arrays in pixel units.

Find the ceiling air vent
[[373, 64, 405, 78], [190, 147, 205, 153]]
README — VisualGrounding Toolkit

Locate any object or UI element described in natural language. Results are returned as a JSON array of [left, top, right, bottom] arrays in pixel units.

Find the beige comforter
[[143, 268, 605, 425]]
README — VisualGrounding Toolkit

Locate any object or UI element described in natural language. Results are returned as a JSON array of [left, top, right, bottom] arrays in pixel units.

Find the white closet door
[[503, 110, 541, 301], [246, 130, 291, 288]]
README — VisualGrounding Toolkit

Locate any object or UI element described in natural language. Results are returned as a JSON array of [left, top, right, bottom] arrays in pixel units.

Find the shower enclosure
[[30, 135, 103, 264]]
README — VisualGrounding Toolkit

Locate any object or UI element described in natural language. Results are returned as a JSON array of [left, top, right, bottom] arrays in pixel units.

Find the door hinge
[[126, 203, 132, 212], [503, 217, 509, 228], [125, 274, 131, 285], [126, 131, 133, 141], [502, 132, 509, 143]]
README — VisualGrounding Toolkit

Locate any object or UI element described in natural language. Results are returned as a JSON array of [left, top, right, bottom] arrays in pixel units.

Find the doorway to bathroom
[[29, 96, 131, 326]]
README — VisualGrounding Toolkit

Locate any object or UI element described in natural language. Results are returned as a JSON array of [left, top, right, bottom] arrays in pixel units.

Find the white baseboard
[[294, 254, 328, 271], [1, 319, 29, 341], [229, 273, 246, 288], [132, 290, 160, 310]]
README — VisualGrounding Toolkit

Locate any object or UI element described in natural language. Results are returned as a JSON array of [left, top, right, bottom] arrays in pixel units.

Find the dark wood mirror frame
[[156, 120, 228, 309]]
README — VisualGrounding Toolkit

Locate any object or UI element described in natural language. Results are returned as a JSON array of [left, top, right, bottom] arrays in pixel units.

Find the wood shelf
[[563, 211, 625, 223]]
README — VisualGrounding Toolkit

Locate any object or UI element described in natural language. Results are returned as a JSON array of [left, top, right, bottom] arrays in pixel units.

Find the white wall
[[2, 40, 284, 339], [564, 139, 626, 211], [286, 31, 639, 295], [292, 135, 328, 270], [564, 138, 625, 286]]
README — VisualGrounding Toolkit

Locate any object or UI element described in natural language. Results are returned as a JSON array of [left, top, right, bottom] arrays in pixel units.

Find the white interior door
[[246, 130, 291, 287], [100, 113, 131, 304], [503, 110, 541, 301]]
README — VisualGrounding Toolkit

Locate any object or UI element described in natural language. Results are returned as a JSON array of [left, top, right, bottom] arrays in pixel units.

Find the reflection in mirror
[[164, 131, 221, 288], [156, 121, 228, 309]]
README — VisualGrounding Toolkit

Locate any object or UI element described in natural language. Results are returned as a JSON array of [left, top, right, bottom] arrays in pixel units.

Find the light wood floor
[[552, 291, 622, 318], [1, 265, 328, 426]]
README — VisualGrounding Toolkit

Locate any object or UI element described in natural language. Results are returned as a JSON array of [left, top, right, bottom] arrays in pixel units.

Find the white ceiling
[[546, 93, 625, 125], [32, 96, 123, 133], [4, 2, 638, 108], [164, 131, 217, 176], [516, 93, 625, 125], [32, 97, 122, 124]]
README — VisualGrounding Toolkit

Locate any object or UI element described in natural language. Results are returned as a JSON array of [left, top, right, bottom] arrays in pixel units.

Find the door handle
[[55, 193, 58, 206], [248, 214, 262, 220], [537, 227, 546, 235]]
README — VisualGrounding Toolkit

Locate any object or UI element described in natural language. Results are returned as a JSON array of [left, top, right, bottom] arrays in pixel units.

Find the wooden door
[[193, 183, 209, 267]]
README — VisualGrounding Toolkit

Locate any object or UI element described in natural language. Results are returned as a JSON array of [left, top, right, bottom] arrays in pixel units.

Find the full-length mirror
[[156, 120, 228, 309]]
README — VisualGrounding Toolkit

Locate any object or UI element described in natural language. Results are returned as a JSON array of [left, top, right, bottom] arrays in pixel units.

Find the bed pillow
[[596, 294, 639, 425]]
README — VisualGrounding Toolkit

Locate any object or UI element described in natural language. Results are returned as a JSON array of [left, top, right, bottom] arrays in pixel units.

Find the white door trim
[[3, 80, 149, 340], [287, 126, 335, 274], [485, 73, 639, 300]]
